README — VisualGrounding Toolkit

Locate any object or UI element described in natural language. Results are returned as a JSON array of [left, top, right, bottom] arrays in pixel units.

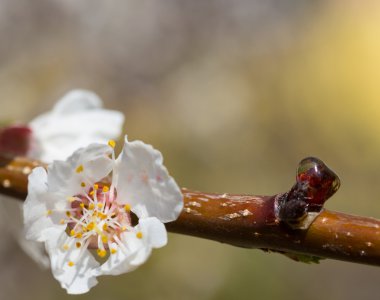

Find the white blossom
[[1, 89, 125, 268], [24, 137, 183, 294], [29, 89, 124, 163]]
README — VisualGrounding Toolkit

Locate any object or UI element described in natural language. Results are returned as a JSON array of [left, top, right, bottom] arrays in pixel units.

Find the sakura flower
[[0, 89, 124, 267], [23, 137, 183, 294]]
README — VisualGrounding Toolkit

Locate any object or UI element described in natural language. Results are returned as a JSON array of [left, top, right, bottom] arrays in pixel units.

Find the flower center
[[46, 141, 144, 267], [61, 183, 132, 264]]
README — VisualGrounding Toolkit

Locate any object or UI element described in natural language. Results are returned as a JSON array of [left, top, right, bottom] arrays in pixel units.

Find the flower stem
[[1, 156, 380, 266]]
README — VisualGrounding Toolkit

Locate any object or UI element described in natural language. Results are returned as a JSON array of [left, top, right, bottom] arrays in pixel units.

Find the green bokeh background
[[1, 1, 380, 299]]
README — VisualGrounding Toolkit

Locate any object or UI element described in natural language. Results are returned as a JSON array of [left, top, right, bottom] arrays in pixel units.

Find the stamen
[[46, 210, 52, 216], [111, 248, 117, 254], [97, 249, 107, 258], [63, 244, 70, 251], [102, 186, 109, 193], [76, 165, 84, 173], [68, 261, 75, 267], [94, 184, 99, 190], [75, 232, 83, 238], [76, 242, 81, 248], [101, 235, 108, 243], [136, 231, 143, 239], [124, 204, 131, 212], [87, 222, 95, 231], [81, 182, 86, 187], [108, 140, 116, 148]]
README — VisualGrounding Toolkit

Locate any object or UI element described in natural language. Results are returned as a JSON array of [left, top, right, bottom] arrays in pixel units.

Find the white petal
[[47, 144, 113, 196], [50, 89, 102, 113], [18, 238, 50, 268], [95, 240, 140, 276], [0, 196, 50, 268], [115, 136, 183, 222], [128, 218, 167, 266], [138, 217, 168, 248], [96, 217, 167, 276], [29, 89, 124, 162], [45, 230, 99, 294], [23, 167, 66, 242]]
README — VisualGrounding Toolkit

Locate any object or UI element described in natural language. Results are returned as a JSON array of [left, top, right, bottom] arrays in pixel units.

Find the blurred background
[[1, 0, 380, 299]]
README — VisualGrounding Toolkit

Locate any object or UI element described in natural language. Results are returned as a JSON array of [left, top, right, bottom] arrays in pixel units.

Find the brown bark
[[1, 157, 380, 266]]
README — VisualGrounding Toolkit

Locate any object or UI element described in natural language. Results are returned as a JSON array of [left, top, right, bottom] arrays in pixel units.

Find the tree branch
[[1, 156, 380, 266]]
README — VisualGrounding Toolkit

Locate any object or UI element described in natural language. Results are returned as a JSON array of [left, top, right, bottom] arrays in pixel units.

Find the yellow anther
[[63, 244, 69, 251], [70, 229, 75, 236], [108, 140, 116, 148], [88, 203, 95, 210], [136, 231, 143, 239], [111, 248, 117, 254], [59, 219, 65, 225], [46, 209, 52, 216], [99, 213, 107, 220], [121, 226, 127, 232], [102, 186, 109, 193], [76, 242, 81, 248], [76, 165, 84, 173], [75, 232, 83, 238], [101, 235, 108, 243], [89, 190, 95, 196], [124, 204, 131, 212], [94, 184, 99, 190], [66, 211, 71, 217], [68, 261, 75, 267], [97, 249, 107, 258], [80, 203, 85, 209], [102, 224, 108, 231], [87, 222, 95, 231], [81, 182, 86, 187]]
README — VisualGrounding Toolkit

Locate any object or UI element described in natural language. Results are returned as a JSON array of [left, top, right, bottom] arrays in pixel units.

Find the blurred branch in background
[[1, 155, 379, 266]]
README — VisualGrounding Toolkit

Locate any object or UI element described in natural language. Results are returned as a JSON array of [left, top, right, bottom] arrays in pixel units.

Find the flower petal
[[116, 136, 183, 222], [49, 89, 102, 113], [24, 167, 66, 242], [47, 144, 113, 196], [0, 197, 50, 268], [128, 217, 167, 266], [29, 89, 124, 162], [96, 217, 167, 276], [138, 217, 168, 248], [45, 230, 99, 294]]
